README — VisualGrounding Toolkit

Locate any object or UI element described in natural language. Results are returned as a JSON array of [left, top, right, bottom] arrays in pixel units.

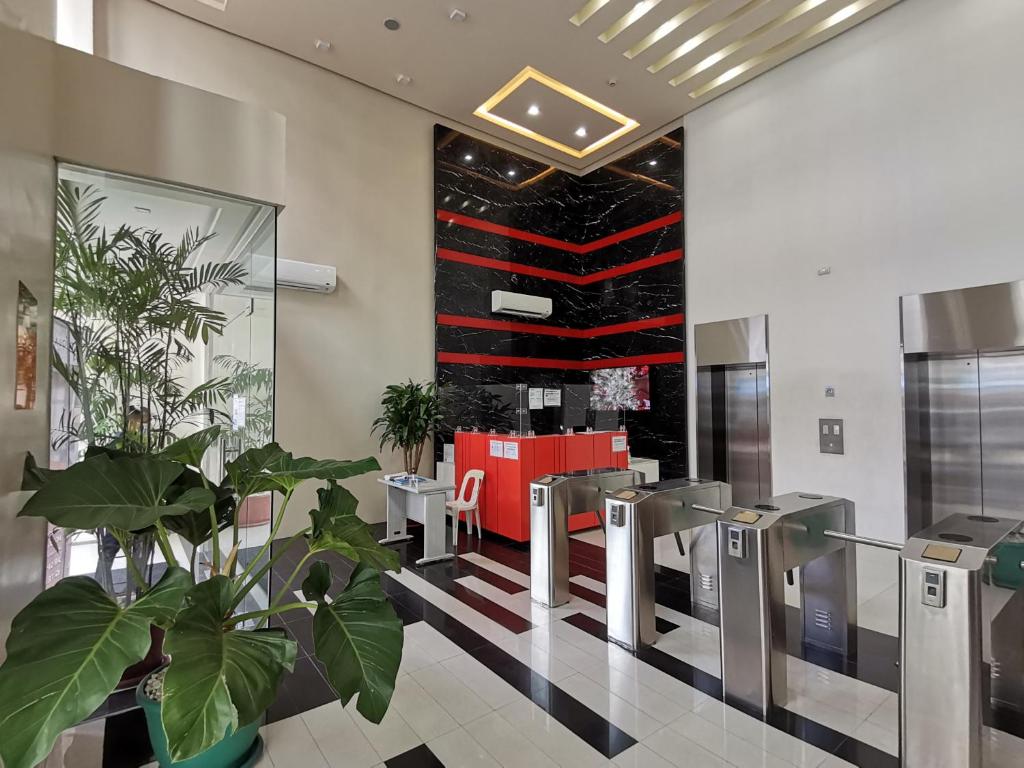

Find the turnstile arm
[[823, 529, 903, 551], [691, 504, 726, 515]]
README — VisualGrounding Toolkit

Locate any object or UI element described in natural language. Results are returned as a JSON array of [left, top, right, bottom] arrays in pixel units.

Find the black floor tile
[[385, 743, 445, 768]]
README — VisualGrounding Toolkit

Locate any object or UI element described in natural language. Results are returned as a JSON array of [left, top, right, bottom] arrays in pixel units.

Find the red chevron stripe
[[435, 313, 684, 339], [436, 351, 685, 370], [435, 248, 682, 285]]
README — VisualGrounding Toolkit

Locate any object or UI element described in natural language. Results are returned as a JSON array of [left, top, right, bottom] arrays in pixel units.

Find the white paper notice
[[612, 435, 628, 453], [489, 439, 503, 458], [231, 395, 247, 429], [543, 388, 562, 407], [503, 441, 519, 460], [443, 443, 455, 463], [528, 388, 544, 410]]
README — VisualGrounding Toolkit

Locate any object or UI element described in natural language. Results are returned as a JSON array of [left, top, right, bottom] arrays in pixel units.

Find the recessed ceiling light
[[527, 104, 541, 116], [395, 73, 412, 85], [575, 126, 588, 138], [464, 154, 474, 162], [507, 169, 517, 177], [314, 39, 332, 51], [384, 17, 401, 31], [648, 160, 658, 167]]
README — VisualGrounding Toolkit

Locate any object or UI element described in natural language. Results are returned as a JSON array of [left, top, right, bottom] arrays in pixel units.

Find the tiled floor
[[50, 523, 1024, 767]]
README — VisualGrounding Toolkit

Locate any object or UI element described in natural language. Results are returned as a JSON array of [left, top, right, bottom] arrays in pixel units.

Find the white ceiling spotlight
[[527, 104, 541, 116], [449, 8, 468, 23], [575, 126, 588, 138], [314, 39, 332, 51], [507, 169, 517, 177], [464, 154, 474, 162], [395, 73, 413, 85]]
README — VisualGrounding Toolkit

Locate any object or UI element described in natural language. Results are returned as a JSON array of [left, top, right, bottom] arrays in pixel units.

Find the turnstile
[[900, 513, 1024, 768], [717, 492, 857, 714], [529, 467, 643, 608], [604, 477, 732, 650]]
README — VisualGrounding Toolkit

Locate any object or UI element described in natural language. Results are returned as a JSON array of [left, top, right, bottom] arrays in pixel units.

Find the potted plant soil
[[0, 429, 404, 768]]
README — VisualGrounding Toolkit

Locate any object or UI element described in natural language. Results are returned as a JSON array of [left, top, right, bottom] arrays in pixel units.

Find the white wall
[[95, 0, 437, 530], [684, 0, 1024, 541], [0, 0, 55, 38]]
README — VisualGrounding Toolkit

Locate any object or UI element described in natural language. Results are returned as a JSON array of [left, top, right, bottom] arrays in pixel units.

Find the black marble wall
[[434, 125, 686, 476]]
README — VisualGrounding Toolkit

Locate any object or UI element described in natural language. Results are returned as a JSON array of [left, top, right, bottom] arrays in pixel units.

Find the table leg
[[379, 485, 414, 545], [416, 492, 454, 566]]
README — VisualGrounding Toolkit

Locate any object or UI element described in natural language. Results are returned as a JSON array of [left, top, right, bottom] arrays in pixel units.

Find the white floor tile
[[557, 673, 662, 740], [642, 725, 728, 768], [263, 714, 328, 767], [612, 742, 675, 768], [494, 630, 578, 682], [575, 662, 691, 724], [670, 712, 794, 768], [463, 710, 560, 768], [428, 727, 501, 768], [782, 692, 863, 737], [405, 620, 469, 662], [693, 698, 829, 768], [852, 717, 899, 756], [441, 653, 523, 710], [344, 697, 421, 761], [864, 692, 898, 734], [985, 725, 1024, 768], [411, 663, 493, 725], [390, 674, 460, 741], [498, 698, 610, 768], [302, 702, 381, 768]]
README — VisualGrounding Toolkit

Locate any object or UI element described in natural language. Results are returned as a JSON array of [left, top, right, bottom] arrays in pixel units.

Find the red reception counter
[[454, 431, 629, 542]]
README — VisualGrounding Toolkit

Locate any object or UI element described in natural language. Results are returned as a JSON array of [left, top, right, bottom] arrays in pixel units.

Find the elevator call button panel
[[922, 544, 962, 563], [922, 568, 946, 608], [732, 511, 761, 525]]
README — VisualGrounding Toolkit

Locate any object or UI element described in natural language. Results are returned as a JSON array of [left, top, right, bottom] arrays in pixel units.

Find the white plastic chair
[[446, 470, 484, 541]]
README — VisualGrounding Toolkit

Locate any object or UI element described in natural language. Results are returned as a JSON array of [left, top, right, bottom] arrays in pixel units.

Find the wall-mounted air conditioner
[[491, 290, 552, 319], [276, 259, 336, 294]]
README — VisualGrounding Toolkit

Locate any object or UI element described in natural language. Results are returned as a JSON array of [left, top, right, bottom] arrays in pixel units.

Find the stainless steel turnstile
[[529, 468, 643, 608], [900, 513, 1024, 768], [717, 492, 857, 714], [604, 477, 732, 650]]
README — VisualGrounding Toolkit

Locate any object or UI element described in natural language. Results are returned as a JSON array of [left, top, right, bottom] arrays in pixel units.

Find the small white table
[[377, 476, 456, 566]]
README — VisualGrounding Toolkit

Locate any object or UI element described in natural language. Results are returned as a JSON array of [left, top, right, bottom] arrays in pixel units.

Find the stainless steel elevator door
[[904, 354, 982, 532], [696, 364, 771, 507], [979, 351, 1024, 522]]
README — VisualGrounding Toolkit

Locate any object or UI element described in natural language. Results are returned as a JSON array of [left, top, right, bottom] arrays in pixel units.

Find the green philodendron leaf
[[0, 567, 190, 768], [162, 576, 297, 762], [227, 443, 381, 496], [161, 469, 236, 548], [161, 425, 222, 467], [308, 483, 400, 573], [21, 451, 60, 491], [18, 454, 209, 531], [312, 563, 403, 723], [302, 560, 332, 603]]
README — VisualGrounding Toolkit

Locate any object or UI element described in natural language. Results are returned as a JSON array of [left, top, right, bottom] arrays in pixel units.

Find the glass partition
[[47, 163, 276, 608]]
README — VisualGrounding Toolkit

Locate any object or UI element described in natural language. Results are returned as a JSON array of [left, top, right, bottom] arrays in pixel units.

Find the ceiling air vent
[[194, 0, 228, 10]]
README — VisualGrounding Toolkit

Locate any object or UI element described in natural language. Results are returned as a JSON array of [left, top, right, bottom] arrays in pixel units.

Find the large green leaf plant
[[0, 429, 403, 768]]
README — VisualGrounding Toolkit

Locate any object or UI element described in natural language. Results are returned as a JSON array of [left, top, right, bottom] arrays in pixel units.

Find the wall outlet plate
[[819, 418, 844, 454]]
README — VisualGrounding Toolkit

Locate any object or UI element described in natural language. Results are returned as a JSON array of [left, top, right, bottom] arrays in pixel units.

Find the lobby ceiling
[[151, 0, 902, 173]]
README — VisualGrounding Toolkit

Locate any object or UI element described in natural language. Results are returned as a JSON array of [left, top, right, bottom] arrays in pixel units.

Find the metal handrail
[[823, 529, 904, 551], [691, 504, 726, 515]]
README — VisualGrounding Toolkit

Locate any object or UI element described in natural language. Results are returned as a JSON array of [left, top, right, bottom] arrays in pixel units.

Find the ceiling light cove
[[600, 0, 661, 43], [474, 66, 639, 160]]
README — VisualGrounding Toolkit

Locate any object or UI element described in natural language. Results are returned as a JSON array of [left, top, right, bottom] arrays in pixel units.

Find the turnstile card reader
[[605, 477, 732, 650], [530, 468, 642, 608], [900, 513, 1024, 768], [717, 492, 857, 714]]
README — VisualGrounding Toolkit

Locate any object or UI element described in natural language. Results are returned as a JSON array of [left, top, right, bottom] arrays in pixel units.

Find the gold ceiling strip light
[[600, 0, 662, 43], [570, 0, 615, 26], [624, 0, 714, 59], [474, 66, 640, 160], [669, 0, 829, 87], [648, 0, 774, 74], [689, 0, 881, 99]]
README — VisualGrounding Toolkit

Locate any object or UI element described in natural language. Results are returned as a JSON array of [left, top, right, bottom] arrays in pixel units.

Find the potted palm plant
[[371, 380, 442, 475], [0, 428, 403, 768]]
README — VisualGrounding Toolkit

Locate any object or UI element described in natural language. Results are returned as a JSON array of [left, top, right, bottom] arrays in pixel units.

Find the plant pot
[[137, 669, 264, 768], [117, 625, 168, 691]]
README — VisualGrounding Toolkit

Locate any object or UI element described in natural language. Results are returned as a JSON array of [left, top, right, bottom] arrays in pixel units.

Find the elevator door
[[697, 363, 771, 506], [904, 350, 1024, 533]]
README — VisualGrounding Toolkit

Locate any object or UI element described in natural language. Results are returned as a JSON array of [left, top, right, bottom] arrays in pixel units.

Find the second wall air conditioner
[[276, 259, 337, 294], [491, 290, 553, 319]]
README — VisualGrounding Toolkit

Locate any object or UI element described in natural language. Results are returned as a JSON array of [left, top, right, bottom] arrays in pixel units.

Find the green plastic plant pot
[[136, 669, 263, 768]]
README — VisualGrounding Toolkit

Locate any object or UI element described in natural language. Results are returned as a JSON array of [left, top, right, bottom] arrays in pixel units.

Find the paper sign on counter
[[503, 441, 519, 460], [528, 388, 544, 410], [612, 435, 628, 452], [489, 439, 503, 457], [543, 388, 561, 407]]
